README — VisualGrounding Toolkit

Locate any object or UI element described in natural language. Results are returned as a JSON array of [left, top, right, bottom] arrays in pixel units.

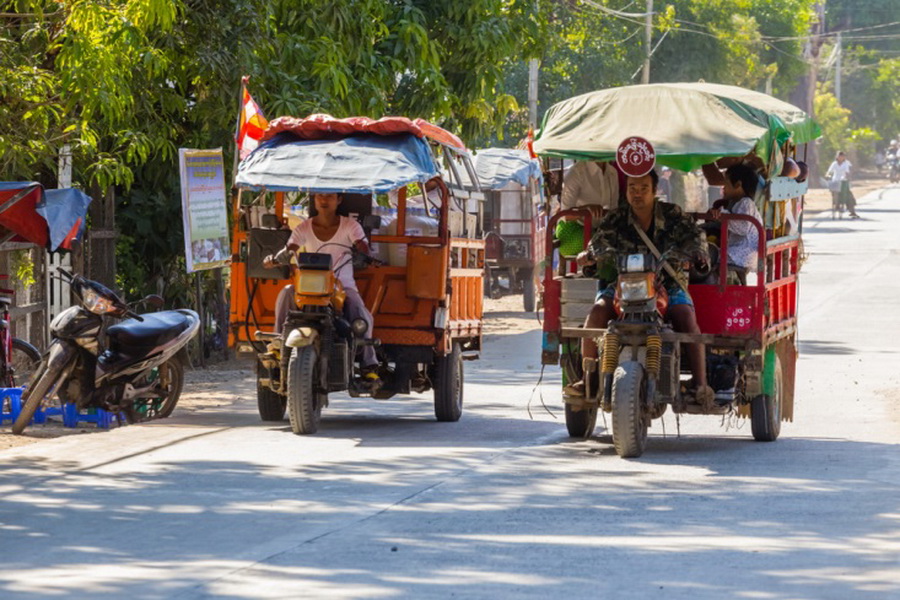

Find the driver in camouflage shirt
[[566, 170, 714, 407]]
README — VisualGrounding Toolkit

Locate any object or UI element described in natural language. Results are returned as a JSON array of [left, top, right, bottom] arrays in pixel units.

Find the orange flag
[[236, 76, 269, 160]]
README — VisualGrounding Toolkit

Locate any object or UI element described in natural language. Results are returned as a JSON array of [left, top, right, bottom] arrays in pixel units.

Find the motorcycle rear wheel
[[130, 359, 185, 422], [287, 346, 324, 434]]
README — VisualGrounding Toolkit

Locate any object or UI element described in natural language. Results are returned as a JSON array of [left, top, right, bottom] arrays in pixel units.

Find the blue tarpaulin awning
[[471, 148, 542, 190], [235, 133, 440, 194]]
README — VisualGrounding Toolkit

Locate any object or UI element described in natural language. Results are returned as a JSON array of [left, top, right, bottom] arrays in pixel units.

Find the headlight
[[296, 271, 330, 295], [81, 287, 117, 315], [618, 274, 655, 302]]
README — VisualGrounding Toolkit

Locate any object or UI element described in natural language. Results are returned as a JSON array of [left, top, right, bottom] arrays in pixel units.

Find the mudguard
[[286, 327, 318, 348]]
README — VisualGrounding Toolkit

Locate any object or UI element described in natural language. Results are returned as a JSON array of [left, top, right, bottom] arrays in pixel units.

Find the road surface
[[1, 185, 898, 599]]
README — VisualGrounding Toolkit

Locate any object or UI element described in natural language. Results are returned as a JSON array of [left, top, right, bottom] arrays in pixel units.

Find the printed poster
[[179, 148, 230, 273]]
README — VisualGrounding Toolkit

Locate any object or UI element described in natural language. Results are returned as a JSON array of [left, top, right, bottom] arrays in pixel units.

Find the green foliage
[[10, 250, 36, 289], [813, 83, 851, 172]]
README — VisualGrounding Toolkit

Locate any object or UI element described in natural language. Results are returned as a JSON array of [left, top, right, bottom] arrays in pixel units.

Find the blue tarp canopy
[[472, 148, 542, 190], [0, 182, 91, 251], [235, 133, 440, 194]]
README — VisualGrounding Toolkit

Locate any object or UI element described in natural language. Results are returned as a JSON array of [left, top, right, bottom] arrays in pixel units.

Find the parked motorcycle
[[11, 269, 199, 434]]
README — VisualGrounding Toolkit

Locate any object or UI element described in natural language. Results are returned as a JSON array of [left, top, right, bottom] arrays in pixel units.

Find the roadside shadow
[[0, 434, 897, 599]]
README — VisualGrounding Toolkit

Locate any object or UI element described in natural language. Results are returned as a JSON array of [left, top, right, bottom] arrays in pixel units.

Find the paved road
[[1, 186, 899, 599]]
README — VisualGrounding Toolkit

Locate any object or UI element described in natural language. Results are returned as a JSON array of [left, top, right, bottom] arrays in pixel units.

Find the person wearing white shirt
[[708, 163, 763, 284], [264, 193, 378, 371], [560, 160, 619, 219], [826, 151, 859, 218]]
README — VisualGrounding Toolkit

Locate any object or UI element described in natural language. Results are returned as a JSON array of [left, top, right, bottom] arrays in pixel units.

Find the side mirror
[[144, 294, 165, 309]]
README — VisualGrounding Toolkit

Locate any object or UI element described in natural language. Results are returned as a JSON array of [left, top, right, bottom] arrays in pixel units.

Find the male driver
[[566, 170, 714, 406]]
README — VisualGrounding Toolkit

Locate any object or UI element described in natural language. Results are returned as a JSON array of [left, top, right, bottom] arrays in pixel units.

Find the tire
[[257, 360, 286, 421], [611, 361, 649, 458], [287, 346, 324, 434], [131, 359, 185, 421], [433, 342, 463, 422], [11, 343, 69, 435], [565, 404, 596, 438], [7, 338, 40, 388], [522, 269, 536, 312], [751, 351, 782, 442]]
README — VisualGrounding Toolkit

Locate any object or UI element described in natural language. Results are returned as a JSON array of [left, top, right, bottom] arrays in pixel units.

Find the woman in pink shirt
[[266, 192, 377, 370]]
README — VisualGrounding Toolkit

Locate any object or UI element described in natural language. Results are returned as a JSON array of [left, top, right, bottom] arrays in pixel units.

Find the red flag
[[236, 76, 269, 160]]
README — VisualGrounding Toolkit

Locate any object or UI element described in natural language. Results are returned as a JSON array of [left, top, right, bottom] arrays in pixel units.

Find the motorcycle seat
[[107, 310, 193, 352]]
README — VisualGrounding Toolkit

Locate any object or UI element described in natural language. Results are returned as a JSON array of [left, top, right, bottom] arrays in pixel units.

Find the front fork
[[596, 327, 663, 412]]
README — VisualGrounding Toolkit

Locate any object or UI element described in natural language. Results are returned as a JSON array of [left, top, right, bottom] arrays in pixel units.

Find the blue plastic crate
[[1, 387, 123, 429]]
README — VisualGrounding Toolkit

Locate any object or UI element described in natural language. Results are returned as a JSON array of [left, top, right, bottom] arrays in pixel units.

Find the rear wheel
[[433, 343, 463, 422], [131, 359, 184, 421], [751, 351, 782, 441], [287, 346, 324, 434], [522, 268, 536, 312], [564, 404, 597, 438], [257, 360, 286, 421], [7, 338, 40, 387], [611, 361, 649, 458]]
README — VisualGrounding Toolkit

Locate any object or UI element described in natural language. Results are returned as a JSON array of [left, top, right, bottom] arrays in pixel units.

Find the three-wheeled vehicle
[[534, 83, 820, 457], [470, 148, 546, 311], [230, 115, 485, 434]]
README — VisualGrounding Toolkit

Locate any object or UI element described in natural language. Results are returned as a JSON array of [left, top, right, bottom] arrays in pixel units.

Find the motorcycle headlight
[[81, 287, 117, 315], [296, 270, 330, 295], [618, 273, 655, 302]]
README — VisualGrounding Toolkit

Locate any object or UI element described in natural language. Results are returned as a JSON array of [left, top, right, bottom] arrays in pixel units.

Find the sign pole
[[195, 272, 205, 368]]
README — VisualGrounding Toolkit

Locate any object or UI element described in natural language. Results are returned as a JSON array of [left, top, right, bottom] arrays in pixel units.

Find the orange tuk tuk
[[534, 83, 820, 457], [230, 115, 485, 433]]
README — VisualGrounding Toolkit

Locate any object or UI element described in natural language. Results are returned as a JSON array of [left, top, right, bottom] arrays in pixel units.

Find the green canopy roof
[[533, 82, 821, 171]]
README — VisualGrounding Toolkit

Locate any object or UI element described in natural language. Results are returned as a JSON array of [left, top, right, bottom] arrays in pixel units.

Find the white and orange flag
[[236, 76, 269, 160]]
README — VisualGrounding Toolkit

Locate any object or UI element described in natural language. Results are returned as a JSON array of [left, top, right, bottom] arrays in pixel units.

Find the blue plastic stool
[[0, 387, 24, 424]]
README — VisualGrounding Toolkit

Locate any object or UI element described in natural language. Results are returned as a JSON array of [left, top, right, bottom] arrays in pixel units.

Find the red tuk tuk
[[534, 83, 820, 457]]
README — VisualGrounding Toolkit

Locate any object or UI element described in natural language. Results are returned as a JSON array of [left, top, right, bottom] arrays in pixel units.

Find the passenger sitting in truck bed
[[702, 161, 763, 285]]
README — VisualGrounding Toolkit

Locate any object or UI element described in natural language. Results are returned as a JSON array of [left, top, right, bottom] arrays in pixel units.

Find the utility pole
[[835, 31, 842, 104], [642, 0, 653, 84], [528, 58, 539, 129]]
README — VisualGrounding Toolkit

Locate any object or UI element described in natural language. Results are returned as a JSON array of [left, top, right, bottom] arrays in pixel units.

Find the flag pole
[[232, 75, 249, 185]]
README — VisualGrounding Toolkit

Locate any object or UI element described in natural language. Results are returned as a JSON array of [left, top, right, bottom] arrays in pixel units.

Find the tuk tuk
[[230, 115, 485, 434], [534, 83, 820, 457], [469, 148, 545, 311]]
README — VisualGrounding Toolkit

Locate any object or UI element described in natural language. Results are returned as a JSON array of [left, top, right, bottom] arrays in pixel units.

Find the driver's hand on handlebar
[[263, 247, 292, 269], [576, 250, 596, 267]]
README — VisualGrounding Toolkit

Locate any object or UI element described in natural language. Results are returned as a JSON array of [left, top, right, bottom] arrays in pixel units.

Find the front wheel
[[611, 361, 649, 458], [751, 351, 782, 442], [287, 346, 324, 434], [433, 343, 463, 422], [11, 343, 70, 435]]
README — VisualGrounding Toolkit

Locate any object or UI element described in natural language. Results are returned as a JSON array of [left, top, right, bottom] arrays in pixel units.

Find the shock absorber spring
[[645, 334, 662, 377], [600, 332, 620, 375]]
